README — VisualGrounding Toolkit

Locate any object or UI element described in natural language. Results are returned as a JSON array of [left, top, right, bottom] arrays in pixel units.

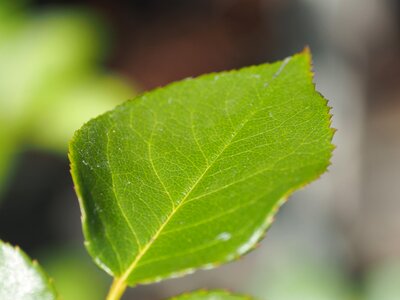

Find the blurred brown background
[[0, 0, 399, 299]]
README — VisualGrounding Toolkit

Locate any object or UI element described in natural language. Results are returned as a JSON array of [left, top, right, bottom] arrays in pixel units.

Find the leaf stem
[[106, 278, 127, 300]]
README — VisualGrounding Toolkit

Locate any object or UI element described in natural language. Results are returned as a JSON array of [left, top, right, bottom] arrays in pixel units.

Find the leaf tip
[[299, 46, 314, 79], [301, 45, 312, 57]]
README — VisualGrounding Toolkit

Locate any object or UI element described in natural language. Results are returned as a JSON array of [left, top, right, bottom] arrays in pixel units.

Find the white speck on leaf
[[216, 232, 231, 241]]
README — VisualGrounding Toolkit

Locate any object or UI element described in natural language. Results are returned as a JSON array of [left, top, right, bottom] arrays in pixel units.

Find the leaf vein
[[106, 124, 142, 251], [111, 57, 295, 284]]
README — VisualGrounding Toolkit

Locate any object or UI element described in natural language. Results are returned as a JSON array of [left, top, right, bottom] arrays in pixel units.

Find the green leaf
[[0, 6, 135, 197], [169, 290, 253, 300], [29, 73, 133, 152], [70, 50, 333, 287], [0, 240, 58, 300]]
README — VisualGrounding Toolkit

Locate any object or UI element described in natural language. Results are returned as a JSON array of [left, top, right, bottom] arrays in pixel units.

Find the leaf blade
[[0, 241, 58, 300], [70, 50, 334, 285]]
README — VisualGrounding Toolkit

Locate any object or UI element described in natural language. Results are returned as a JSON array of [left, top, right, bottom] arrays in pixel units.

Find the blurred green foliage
[[0, 2, 135, 195], [248, 255, 353, 300], [248, 253, 400, 300], [1, 2, 399, 300], [42, 247, 109, 300], [365, 259, 400, 300]]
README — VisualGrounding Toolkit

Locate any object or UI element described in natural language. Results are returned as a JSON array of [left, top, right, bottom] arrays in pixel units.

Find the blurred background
[[0, 0, 399, 299]]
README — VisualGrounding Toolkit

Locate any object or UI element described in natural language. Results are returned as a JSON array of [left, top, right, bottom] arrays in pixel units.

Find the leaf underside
[[0, 240, 57, 300], [69, 50, 334, 286], [169, 290, 253, 300]]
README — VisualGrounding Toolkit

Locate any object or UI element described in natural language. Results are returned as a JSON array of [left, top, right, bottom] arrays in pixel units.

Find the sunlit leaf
[[70, 50, 333, 286]]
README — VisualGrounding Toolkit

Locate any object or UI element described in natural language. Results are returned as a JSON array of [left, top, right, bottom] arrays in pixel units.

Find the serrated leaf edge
[[69, 48, 335, 288]]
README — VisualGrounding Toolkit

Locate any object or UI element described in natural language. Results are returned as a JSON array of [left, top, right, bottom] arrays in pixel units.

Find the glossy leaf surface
[[70, 50, 333, 286], [0, 241, 57, 300]]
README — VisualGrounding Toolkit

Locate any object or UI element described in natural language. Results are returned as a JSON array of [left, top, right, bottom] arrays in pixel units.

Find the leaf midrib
[[114, 59, 291, 284]]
